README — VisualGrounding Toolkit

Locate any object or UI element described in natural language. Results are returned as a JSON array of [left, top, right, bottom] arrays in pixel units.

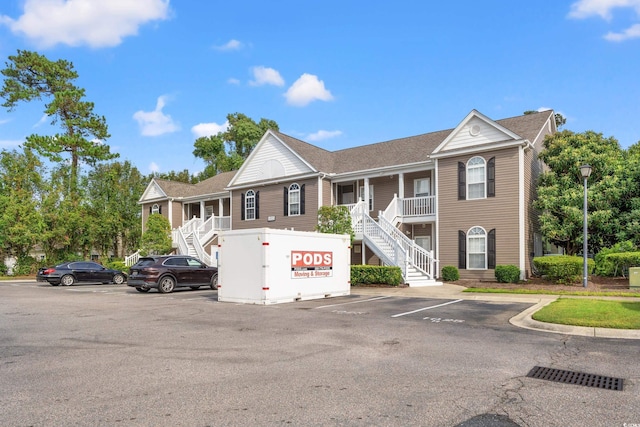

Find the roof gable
[[139, 179, 167, 202], [228, 130, 316, 187], [432, 110, 523, 156]]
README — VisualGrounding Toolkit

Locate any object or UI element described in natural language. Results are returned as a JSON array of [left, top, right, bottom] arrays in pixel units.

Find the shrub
[[351, 265, 403, 286], [441, 266, 459, 281], [104, 259, 126, 272], [532, 255, 594, 284], [595, 241, 636, 276], [495, 265, 521, 283], [12, 256, 37, 276], [603, 252, 640, 277]]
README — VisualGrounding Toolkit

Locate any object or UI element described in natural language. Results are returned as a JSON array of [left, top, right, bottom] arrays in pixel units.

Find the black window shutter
[[283, 186, 289, 216], [300, 184, 305, 215], [458, 162, 466, 200], [487, 157, 495, 198], [488, 229, 496, 269], [255, 191, 260, 219], [149, 206, 152, 214], [159, 205, 162, 214], [241, 193, 245, 220], [458, 230, 466, 269]]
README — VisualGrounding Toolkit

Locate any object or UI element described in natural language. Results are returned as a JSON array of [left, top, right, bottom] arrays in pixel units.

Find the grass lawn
[[463, 287, 640, 298], [532, 298, 640, 329]]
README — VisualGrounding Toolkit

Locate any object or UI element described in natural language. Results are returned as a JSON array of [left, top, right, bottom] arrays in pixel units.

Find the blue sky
[[1, 0, 639, 176]]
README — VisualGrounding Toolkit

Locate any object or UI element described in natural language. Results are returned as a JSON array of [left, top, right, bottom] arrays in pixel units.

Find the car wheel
[[210, 274, 218, 290], [158, 276, 176, 293], [112, 273, 125, 285], [190, 286, 200, 290], [135, 286, 150, 293], [61, 275, 75, 286]]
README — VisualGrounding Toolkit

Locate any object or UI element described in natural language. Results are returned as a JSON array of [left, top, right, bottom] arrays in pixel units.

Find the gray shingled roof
[[154, 170, 236, 198], [153, 110, 552, 197], [274, 110, 552, 175]]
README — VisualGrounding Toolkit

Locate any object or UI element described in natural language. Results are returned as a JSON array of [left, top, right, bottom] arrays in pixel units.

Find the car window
[[164, 257, 188, 267], [69, 262, 83, 269], [186, 258, 203, 267], [135, 258, 157, 267], [86, 262, 102, 269]]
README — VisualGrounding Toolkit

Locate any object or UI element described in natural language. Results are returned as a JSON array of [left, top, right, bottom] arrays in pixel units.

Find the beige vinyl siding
[[142, 200, 169, 231], [232, 178, 319, 232], [171, 201, 182, 228], [368, 175, 398, 217], [438, 147, 520, 280], [322, 178, 332, 207], [403, 171, 433, 197]]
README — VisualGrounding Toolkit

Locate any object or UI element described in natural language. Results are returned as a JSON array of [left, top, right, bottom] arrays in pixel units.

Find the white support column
[[318, 176, 323, 208], [200, 201, 205, 219], [398, 172, 404, 199], [364, 178, 370, 210], [168, 199, 173, 228], [219, 198, 224, 216]]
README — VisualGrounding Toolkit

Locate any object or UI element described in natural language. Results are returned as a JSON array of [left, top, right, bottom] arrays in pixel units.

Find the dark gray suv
[[127, 255, 218, 293]]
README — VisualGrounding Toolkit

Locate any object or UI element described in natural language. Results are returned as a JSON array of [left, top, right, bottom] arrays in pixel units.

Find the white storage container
[[217, 228, 350, 304]]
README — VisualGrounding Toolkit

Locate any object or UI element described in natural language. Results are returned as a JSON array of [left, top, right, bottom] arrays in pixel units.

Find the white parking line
[[314, 296, 392, 309], [391, 299, 463, 318]]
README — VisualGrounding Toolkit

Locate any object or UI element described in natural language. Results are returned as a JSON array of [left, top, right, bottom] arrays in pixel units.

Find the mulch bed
[[454, 275, 640, 294]]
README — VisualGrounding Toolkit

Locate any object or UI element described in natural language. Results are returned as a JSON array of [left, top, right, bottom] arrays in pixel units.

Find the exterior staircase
[[171, 215, 231, 266], [350, 200, 440, 286]]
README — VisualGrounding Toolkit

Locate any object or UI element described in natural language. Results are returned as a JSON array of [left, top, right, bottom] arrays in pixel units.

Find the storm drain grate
[[527, 366, 624, 391]]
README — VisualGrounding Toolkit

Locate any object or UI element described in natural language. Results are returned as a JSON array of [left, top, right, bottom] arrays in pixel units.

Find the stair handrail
[[124, 250, 140, 267], [381, 194, 400, 225], [192, 232, 213, 266], [361, 213, 408, 279], [378, 213, 433, 277], [350, 200, 367, 234], [196, 214, 232, 245], [181, 216, 201, 236], [173, 227, 189, 256]]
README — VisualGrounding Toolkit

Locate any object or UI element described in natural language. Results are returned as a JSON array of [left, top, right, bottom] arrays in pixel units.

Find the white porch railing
[[124, 250, 140, 267], [171, 214, 230, 266], [378, 214, 434, 277], [382, 194, 436, 223], [362, 213, 409, 278]]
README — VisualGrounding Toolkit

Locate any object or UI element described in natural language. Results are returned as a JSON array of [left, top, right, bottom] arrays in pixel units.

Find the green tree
[[0, 50, 118, 199], [140, 214, 172, 255], [0, 148, 44, 262], [316, 206, 354, 242], [615, 141, 640, 245], [147, 169, 195, 184], [86, 161, 146, 258], [193, 112, 279, 178], [534, 130, 625, 255]]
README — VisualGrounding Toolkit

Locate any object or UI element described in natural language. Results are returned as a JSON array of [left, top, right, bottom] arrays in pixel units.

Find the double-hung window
[[245, 190, 256, 220], [467, 226, 487, 269], [288, 183, 300, 216], [467, 157, 486, 199]]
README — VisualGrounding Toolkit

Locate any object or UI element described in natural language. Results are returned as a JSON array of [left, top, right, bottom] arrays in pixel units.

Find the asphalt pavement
[[353, 282, 640, 340]]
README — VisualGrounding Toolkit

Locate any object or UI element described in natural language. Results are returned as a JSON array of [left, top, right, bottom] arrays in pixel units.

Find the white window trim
[[151, 203, 160, 214], [467, 226, 487, 270], [245, 190, 256, 221], [467, 156, 486, 200], [359, 184, 374, 211], [414, 178, 431, 197], [288, 183, 301, 216]]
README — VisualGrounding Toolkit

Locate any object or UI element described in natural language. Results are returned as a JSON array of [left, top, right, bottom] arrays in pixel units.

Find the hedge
[[533, 255, 594, 284], [495, 265, 521, 283], [351, 265, 403, 286], [602, 252, 640, 277], [441, 266, 459, 281]]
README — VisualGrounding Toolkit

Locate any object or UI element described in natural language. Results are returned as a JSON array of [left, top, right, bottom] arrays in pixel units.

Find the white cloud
[[284, 74, 334, 107], [249, 66, 285, 87], [0, 0, 170, 48], [191, 121, 229, 138], [569, 0, 640, 41], [149, 162, 160, 173], [33, 114, 48, 128], [605, 22, 640, 40], [568, 0, 640, 20], [133, 95, 180, 136], [306, 130, 343, 142], [227, 78, 241, 85], [214, 39, 243, 51]]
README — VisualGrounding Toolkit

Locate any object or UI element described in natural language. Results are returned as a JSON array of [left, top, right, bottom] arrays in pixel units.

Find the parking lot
[[1, 281, 639, 426]]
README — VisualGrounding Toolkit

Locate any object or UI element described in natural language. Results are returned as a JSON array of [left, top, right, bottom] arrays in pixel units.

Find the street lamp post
[[580, 164, 592, 288]]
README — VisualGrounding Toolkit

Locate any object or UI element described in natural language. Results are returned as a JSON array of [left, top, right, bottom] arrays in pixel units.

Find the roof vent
[[469, 124, 481, 136]]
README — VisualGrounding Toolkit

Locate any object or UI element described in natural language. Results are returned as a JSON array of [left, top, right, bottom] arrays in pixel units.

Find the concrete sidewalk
[[352, 283, 640, 340]]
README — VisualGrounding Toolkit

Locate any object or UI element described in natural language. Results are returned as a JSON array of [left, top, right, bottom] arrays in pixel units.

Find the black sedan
[[37, 261, 127, 286], [127, 255, 217, 293]]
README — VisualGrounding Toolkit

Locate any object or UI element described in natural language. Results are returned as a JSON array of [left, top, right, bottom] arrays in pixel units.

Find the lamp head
[[580, 164, 592, 178]]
